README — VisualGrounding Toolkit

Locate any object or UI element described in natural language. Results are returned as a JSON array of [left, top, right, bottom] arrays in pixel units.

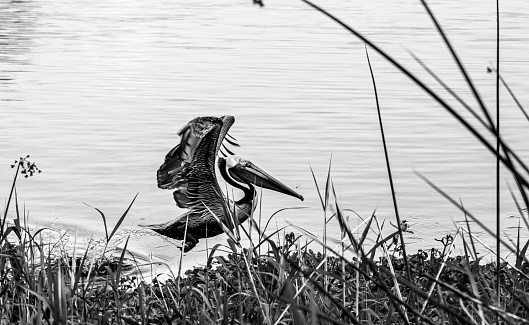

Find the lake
[[1, 0, 528, 273]]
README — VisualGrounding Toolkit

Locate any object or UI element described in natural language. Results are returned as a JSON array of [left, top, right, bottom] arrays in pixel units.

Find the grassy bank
[[3, 0, 529, 324], [1, 158, 528, 324], [1, 216, 528, 325]]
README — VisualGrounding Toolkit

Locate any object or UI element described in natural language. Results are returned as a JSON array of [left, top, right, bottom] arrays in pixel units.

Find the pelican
[[145, 115, 303, 251]]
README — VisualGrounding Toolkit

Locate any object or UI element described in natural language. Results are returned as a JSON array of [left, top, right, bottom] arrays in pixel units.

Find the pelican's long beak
[[230, 160, 304, 201]]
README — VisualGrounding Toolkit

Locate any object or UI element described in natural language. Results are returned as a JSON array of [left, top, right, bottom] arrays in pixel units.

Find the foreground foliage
[[1, 218, 528, 325], [1, 161, 527, 324]]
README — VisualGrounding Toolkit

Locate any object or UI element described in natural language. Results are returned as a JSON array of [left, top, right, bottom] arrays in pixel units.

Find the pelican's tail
[[139, 218, 185, 240], [140, 215, 199, 252]]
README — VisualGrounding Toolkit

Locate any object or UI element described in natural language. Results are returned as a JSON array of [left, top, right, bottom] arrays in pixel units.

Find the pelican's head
[[223, 155, 304, 201]]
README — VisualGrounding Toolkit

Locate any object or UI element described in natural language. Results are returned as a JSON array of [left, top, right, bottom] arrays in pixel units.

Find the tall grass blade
[[357, 210, 374, 247], [420, 227, 461, 313], [459, 199, 478, 261], [108, 193, 138, 243], [410, 52, 490, 129], [372, 215, 409, 323], [72, 244, 90, 294], [177, 212, 188, 286], [495, 0, 502, 313], [517, 240, 529, 270], [20, 286, 54, 315], [84, 203, 109, 242], [309, 164, 325, 212], [416, 171, 524, 261], [324, 155, 332, 210], [2, 161, 21, 230], [203, 203, 238, 245], [506, 182, 529, 233], [115, 235, 130, 284], [365, 229, 399, 257], [262, 207, 307, 235], [365, 47, 413, 314], [488, 65, 529, 123], [420, 0, 493, 128], [323, 157, 332, 289]]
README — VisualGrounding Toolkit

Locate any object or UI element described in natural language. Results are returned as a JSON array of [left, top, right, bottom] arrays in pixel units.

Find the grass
[[2, 0, 529, 324], [1, 157, 528, 324]]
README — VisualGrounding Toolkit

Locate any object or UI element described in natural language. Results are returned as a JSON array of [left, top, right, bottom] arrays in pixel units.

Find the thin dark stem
[[364, 46, 411, 278], [410, 52, 490, 131], [500, 77, 529, 122], [489, 65, 529, 122], [1, 162, 21, 239], [495, 0, 501, 318], [420, 0, 495, 131], [365, 46, 415, 322], [460, 198, 478, 260]]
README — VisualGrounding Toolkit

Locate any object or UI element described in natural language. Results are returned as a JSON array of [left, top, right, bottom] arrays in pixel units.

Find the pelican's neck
[[218, 158, 255, 205]]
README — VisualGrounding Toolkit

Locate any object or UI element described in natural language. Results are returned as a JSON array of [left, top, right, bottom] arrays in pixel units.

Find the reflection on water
[[0, 0, 39, 93], [1, 0, 528, 271]]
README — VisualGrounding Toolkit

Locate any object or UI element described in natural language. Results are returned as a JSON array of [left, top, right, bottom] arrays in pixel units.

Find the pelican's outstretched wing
[[157, 117, 217, 190], [157, 115, 235, 211]]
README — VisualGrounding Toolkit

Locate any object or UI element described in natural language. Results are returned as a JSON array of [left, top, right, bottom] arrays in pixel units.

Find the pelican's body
[[145, 115, 303, 251]]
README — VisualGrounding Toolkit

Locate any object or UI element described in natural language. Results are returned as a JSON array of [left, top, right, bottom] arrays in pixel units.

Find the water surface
[[1, 0, 528, 271]]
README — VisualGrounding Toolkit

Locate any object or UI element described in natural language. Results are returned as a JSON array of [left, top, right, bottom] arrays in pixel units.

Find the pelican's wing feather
[[158, 116, 235, 216], [157, 117, 218, 191], [182, 116, 234, 215]]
